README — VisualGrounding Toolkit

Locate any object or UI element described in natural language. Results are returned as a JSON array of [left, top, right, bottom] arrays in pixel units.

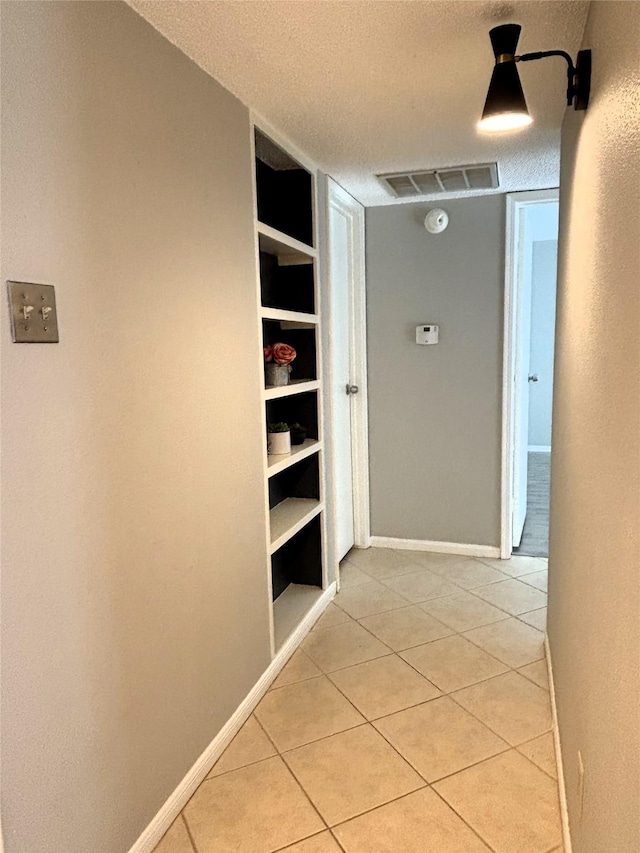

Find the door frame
[[501, 188, 559, 558], [325, 177, 371, 566]]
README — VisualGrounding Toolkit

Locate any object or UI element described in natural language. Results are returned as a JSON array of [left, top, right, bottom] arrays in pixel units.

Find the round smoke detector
[[424, 209, 449, 234]]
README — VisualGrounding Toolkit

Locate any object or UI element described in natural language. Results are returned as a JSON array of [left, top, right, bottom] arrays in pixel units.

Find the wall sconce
[[478, 23, 591, 132]]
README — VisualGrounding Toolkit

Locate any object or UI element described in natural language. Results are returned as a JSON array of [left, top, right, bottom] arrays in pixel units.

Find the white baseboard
[[545, 635, 572, 853], [128, 582, 336, 853], [528, 445, 551, 453], [369, 536, 500, 559]]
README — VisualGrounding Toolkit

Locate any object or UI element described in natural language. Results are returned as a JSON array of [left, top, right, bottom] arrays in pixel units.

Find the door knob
[[528, 374, 539, 383], [346, 384, 359, 395]]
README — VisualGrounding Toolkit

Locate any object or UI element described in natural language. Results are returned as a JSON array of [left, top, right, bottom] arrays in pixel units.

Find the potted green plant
[[267, 422, 291, 455], [264, 343, 297, 387], [290, 422, 307, 445]]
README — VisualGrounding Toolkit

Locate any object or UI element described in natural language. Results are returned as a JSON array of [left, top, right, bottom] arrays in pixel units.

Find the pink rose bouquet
[[264, 342, 297, 387], [271, 342, 296, 365]]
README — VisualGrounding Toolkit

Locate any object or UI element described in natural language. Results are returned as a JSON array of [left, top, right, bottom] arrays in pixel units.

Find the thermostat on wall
[[416, 324, 439, 345]]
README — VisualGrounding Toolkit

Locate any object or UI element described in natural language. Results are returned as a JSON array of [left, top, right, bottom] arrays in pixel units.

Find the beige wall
[[1, 3, 271, 851], [366, 196, 504, 547], [548, 3, 640, 851]]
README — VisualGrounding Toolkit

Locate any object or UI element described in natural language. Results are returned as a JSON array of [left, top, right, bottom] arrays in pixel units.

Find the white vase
[[265, 363, 291, 387], [268, 430, 291, 455]]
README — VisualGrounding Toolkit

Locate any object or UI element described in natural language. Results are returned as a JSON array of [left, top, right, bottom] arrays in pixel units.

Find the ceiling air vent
[[377, 163, 499, 198]]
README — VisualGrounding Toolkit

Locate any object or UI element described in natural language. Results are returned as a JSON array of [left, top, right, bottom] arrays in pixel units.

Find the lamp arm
[[516, 50, 576, 107]]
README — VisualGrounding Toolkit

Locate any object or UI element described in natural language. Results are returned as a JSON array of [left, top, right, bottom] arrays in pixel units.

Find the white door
[[512, 208, 533, 546], [502, 190, 559, 558], [327, 180, 367, 562]]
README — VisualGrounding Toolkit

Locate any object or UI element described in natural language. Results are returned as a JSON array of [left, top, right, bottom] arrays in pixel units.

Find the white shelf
[[264, 379, 319, 400], [261, 306, 319, 327], [267, 439, 322, 477], [258, 222, 316, 262], [255, 125, 324, 661], [273, 584, 325, 650], [270, 498, 323, 552]]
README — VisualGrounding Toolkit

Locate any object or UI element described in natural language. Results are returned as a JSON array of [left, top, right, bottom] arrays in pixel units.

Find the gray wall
[[1, 4, 271, 851], [549, 2, 640, 851], [366, 196, 504, 546], [528, 239, 558, 448]]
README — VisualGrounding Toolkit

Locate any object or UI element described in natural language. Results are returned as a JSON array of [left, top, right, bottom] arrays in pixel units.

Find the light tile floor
[[154, 550, 562, 853]]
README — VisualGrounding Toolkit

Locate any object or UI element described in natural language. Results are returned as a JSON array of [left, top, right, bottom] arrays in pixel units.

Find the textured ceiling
[[128, 0, 589, 206]]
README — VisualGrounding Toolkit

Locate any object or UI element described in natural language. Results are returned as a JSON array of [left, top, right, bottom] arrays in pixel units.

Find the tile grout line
[[270, 828, 349, 853], [396, 646, 511, 694], [446, 673, 554, 750], [330, 612, 399, 654], [325, 776, 501, 853], [370, 711, 513, 787], [515, 748, 559, 781], [272, 719, 369, 757], [428, 786, 501, 853], [309, 651, 396, 677], [476, 555, 548, 571], [179, 812, 200, 853], [202, 713, 279, 781], [304, 612, 397, 657], [359, 555, 515, 581], [279, 727, 428, 834], [317, 782, 431, 834], [517, 569, 549, 586], [457, 622, 547, 670], [356, 616, 459, 648], [193, 749, 332, 850], [328, 829, 348, 853], [268, 671, 326, 693], [204, 749, 281, 781], [277, 756, 332, 839], [347, 559, 548, 625], [326, 667, 443, 723], [270, 830, 325, 853], [516, 661, 551, 691], [356, 604, 528, 648], [251, 713, 333, 837]]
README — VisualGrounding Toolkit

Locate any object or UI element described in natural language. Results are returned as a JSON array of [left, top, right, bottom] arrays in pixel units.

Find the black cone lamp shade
[[479, 24, 533, 131]]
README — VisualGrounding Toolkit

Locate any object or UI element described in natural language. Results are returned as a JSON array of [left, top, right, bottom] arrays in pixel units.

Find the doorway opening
[[501, 190, 559, 558]]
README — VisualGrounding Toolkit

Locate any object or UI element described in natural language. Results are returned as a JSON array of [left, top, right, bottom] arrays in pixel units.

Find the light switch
[[7, 281, 59, 343]]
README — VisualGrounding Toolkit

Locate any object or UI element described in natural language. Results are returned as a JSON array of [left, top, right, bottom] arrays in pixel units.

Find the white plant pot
[[268, 430, 291, 456]]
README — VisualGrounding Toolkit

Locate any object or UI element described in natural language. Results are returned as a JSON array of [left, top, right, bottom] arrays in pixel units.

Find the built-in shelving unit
[[273, 583, 324, 651], [263, 380, 320, 401], [261, 307, 318, 327], [267, 438, 322, 476], [258, 222, 317, 260], [253, 125, 327, 654], [270, 498, 322, 551]]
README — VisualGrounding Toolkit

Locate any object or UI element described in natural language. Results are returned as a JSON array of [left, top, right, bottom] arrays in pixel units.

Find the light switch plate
[[7, 281, 59, 343]]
